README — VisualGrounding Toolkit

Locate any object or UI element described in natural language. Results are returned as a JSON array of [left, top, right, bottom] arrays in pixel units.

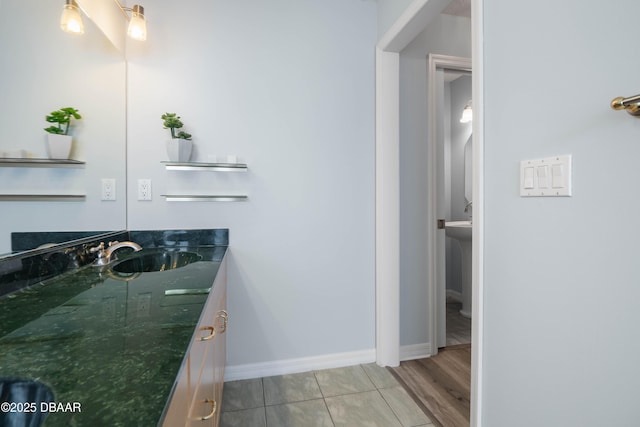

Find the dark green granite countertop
[[0, 247, 225, 426]]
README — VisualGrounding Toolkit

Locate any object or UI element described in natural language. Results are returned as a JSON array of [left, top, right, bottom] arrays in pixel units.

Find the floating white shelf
[[161, 195, 248, 202], [162, 161, 247, 172]]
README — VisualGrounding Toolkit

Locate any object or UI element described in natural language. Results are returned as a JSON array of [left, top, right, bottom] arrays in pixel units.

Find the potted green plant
[[162, 112, 193, 162], [44, 107, 82, 159]]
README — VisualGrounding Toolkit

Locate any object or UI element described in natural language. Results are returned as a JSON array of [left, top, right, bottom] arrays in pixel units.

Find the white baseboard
[[400, 342, 432, 361], [225, 344, 435, 381], [225, 348, 376, 382]]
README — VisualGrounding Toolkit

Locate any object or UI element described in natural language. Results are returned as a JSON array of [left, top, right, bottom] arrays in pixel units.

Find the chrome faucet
[[90, 241, 142, 266], [464, 200, 473, 213]]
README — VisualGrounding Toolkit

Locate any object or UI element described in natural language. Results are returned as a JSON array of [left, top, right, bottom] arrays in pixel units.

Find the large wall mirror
[[0, 0, 127, 256]]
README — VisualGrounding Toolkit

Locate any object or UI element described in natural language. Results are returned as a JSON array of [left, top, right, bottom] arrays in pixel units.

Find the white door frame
[[375, 0, 484, 425]]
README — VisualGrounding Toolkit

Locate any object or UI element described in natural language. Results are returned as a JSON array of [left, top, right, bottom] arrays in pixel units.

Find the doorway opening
[[375, 0, 484, 424], [442, 67, 472, 348], [427, 55, 472, 352]]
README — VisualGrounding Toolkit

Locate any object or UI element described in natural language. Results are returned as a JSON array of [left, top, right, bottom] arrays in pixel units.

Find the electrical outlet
[[137, 179, 152, 200], [101, 178, 116, 200]]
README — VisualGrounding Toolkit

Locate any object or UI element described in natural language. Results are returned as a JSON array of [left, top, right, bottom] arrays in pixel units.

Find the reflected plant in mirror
[[44, 107, 82, 135], [44, 106, 82, 159]]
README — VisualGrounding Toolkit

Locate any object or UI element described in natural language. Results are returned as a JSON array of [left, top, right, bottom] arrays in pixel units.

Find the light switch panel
[[520, 155, 572, 197]]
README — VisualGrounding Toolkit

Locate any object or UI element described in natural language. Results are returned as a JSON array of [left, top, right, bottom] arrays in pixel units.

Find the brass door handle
[[198, 326, 216, 341], [217, 310, 228, 333], [194, 399, 217, 421]]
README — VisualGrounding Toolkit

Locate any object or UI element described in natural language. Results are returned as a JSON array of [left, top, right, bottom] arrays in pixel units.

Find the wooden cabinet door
[[188, 342, 216, 426], [188, 255, 227, 427], [163, 253, 227, 427]]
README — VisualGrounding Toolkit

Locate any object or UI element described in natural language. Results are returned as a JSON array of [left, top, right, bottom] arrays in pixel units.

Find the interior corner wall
[[398, 14, 471, 348], [124, 0, 377, 372], [482, 0, 640, 425]]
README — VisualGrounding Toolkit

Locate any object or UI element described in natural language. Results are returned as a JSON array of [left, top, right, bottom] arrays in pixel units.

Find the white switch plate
[[137, 179, 152, 201], [520, 155, 572, 197], [101, 178, 116, 200]]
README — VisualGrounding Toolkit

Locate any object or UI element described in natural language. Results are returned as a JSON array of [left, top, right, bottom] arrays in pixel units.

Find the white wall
[[0, 0, 126, 254], [126, 0, 377, 374], [398, 14, 471, 347], [482, 0, 640, 425]]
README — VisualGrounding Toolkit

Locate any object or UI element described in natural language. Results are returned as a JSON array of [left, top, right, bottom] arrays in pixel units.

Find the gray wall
[[377, 0, 415, 38], [483, 0, 640, 425], [125, 0, 377, 371], [398, 14, 471, 348]]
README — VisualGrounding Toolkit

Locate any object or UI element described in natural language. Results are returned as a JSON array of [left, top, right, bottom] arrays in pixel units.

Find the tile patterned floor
[[221, 363, 434, 427]]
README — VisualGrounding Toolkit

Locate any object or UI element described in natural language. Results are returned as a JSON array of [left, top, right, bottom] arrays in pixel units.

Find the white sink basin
[[444, 220, 472, 241], [444, 220, 472, 318]]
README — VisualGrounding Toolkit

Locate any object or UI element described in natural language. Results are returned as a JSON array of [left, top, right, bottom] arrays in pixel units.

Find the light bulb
[[127, 5, 147, 41], [60, 0, 84, 34], [460, 101, 473, 123]]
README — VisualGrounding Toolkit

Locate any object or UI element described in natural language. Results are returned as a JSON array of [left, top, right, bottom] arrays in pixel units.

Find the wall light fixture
[[460, 100, 473, 123], [60, 0, 85, 35], [114, 1, 147, 41], [60, 0, 147, 41]]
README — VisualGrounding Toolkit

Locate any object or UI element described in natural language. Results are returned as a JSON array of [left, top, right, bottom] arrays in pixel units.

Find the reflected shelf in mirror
[[0, 194, 86, 202], [0, 158, 85, 168]]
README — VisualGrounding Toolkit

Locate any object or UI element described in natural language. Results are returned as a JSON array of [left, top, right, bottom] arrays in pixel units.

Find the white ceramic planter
[[166, 138, 193, 162], [46, 134, 73, 159]]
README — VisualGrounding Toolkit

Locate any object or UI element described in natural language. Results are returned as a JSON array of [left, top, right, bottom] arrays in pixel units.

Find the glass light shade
[[60, 3, 84, 34], [127, 5, 147, 41], [460, 105, 473, 123]]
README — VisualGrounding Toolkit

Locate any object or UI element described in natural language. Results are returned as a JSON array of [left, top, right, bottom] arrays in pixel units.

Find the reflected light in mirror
[[460, 100, 473, 123], [127, 4, 147, 41], [60, 0, 84, 34]]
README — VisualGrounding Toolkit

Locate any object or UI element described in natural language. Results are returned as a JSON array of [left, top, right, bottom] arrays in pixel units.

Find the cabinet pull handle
[[217, 310, 229, 333], [198, 326, 216, 341], [200, 399, 217, 420]]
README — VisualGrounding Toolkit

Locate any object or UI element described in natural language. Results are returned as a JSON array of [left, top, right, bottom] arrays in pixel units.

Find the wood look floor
[[391, 302, 472, 427], [391, 345, 471, 427]]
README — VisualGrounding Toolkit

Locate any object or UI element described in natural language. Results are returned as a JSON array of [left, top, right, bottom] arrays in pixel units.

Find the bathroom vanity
[[0, 230, 228, 426]]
